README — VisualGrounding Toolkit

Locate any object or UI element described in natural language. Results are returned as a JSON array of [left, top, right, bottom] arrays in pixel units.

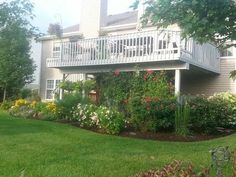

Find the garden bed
[[57, 120, 235, 142], [120, 130, 235, 142]]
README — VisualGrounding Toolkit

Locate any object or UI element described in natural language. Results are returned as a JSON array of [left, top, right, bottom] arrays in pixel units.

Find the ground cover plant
[[0, 112, 236, 177]]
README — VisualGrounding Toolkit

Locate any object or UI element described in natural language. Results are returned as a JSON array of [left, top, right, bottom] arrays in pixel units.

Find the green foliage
[[188, 96, 218, 134], [0, 100, 13, 110], [96, 106, 125, 135], [19, 88, 32, 99], [129, 96, 176, 132], [188, 93, 236, 134], [133, 0, 236, 48], [97, 70, 175, 132], [0, 0, 38, 100], [72, 104, 125, 134], [175, 103, 190, 136], [83, 80, 96, 95], [72, 103, 98, 125], [208, 93, 236, 128], [59, 80, 96, 94], [55, 92, 87, 120]]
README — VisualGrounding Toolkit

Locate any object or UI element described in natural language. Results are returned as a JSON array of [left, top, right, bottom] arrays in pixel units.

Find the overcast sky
[[31, 0, 135, 33]]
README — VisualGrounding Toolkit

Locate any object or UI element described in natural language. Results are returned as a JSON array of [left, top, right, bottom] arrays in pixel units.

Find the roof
[[63, 24, 80, 33], [106, 11, 138, 26], [62, 11, 138, 34]]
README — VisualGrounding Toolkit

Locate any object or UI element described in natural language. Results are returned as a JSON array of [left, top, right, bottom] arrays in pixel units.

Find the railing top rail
[[53, 29, 182, 44]]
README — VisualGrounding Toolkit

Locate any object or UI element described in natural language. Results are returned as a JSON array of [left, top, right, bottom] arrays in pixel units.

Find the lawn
[[0, 112, 235, 177]]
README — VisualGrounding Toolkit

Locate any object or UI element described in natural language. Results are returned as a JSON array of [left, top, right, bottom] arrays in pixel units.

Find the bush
[[129, 96, 176, 132], [188, 97, 218, 134], [188, 93, 236, 134], [208, 92, 236, 128], [72, 103, 125, 134], [72, 103, 98, 126], [55, 93, 88, 120], [96, 106, 125, 135], [19, 88, 32, 99], [0, 100, 13, 110]]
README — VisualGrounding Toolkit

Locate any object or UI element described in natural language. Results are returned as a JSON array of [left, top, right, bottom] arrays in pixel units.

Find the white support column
[[175, 69, 181, 95], [82, 73, 87, 97], [59, 73, 66, 100]]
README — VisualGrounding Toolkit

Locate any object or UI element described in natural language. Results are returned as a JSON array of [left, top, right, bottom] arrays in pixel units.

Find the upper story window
[[53, 43, 61, 58], [220, 46, 234, 57]]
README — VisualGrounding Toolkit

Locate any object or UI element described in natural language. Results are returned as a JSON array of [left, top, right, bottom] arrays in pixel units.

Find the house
[[39, 0, 236, 101]]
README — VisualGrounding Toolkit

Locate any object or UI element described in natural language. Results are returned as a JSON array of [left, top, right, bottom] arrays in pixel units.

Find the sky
[[31, 0, 135, 33]]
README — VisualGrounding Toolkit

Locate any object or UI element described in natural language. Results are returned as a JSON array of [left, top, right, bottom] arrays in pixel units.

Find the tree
[[47, 23, 63, 38], [0, 0, 37, 101], [132, 0, 236, 48]]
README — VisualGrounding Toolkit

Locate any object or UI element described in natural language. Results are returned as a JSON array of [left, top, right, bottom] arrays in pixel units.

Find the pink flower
[[146, 69, 154, 75], [114, 69, 120, 76]]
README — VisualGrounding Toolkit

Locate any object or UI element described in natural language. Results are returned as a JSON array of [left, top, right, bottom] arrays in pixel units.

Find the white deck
[[46, 30, 220, 73]]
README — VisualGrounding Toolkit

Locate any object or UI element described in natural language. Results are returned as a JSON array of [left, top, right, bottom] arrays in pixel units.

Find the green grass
[[0, 112, 235, 177]]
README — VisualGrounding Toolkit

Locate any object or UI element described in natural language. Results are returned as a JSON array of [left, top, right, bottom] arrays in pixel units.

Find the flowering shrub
[[72, 103, 125, 134], [72, 103, 98, 127], [96, 106, 125, 135], [129, 95, 176, 132], [14, 99, 28, 107], [46, 102, 57, 114], [9, 99, 32, 118]]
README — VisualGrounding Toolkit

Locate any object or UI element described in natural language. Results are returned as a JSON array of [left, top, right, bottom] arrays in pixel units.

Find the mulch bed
[[120, 131, 234, 142], [55, 120, 235, 142]]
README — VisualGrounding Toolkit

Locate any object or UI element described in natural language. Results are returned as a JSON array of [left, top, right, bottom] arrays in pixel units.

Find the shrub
[[19, 88, 32, 99], [55, 93, 88, 120], [72, 103, 98, 126], [129, 96, 176, 132], [0, 100, 13, 110], [208, 93, 236, 128], [188, 93, 236, 134], [72, 103, 125, 134], [188, 96, 218, 134], [96, 106, 125, 135]]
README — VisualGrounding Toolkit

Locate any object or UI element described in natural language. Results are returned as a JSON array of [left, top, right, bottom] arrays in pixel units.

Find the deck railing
[[47, 30, 220, 72]]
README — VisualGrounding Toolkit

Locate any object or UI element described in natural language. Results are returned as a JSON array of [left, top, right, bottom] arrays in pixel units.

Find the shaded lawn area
[[0, 112, 235, 177]]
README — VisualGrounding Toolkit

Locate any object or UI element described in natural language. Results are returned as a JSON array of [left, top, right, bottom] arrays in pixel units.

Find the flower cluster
[[14, 99, 28, 108], [72, 103, 125, 134], [46, 102, 57, 114]]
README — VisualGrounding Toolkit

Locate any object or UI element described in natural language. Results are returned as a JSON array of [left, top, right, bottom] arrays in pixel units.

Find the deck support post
[[175, 69, 181, 101], [82, 73, 87, 98], [59, 73, 66, 100]]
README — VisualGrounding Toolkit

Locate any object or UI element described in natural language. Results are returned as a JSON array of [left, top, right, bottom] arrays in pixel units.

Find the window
[[53, 43, 61, 58], [221, 46, 234, 57], [46, 80, 61, 100]]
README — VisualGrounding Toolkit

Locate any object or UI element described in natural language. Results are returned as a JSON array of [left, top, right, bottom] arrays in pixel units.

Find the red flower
[[144, 96, 152, 103], [114, 69, 120, 76]]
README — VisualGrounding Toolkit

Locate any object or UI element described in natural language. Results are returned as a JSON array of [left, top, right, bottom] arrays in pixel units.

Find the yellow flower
[[15, 99, 28, 107], [31, 101, 37, 108], [46, 102, 57, 114]]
